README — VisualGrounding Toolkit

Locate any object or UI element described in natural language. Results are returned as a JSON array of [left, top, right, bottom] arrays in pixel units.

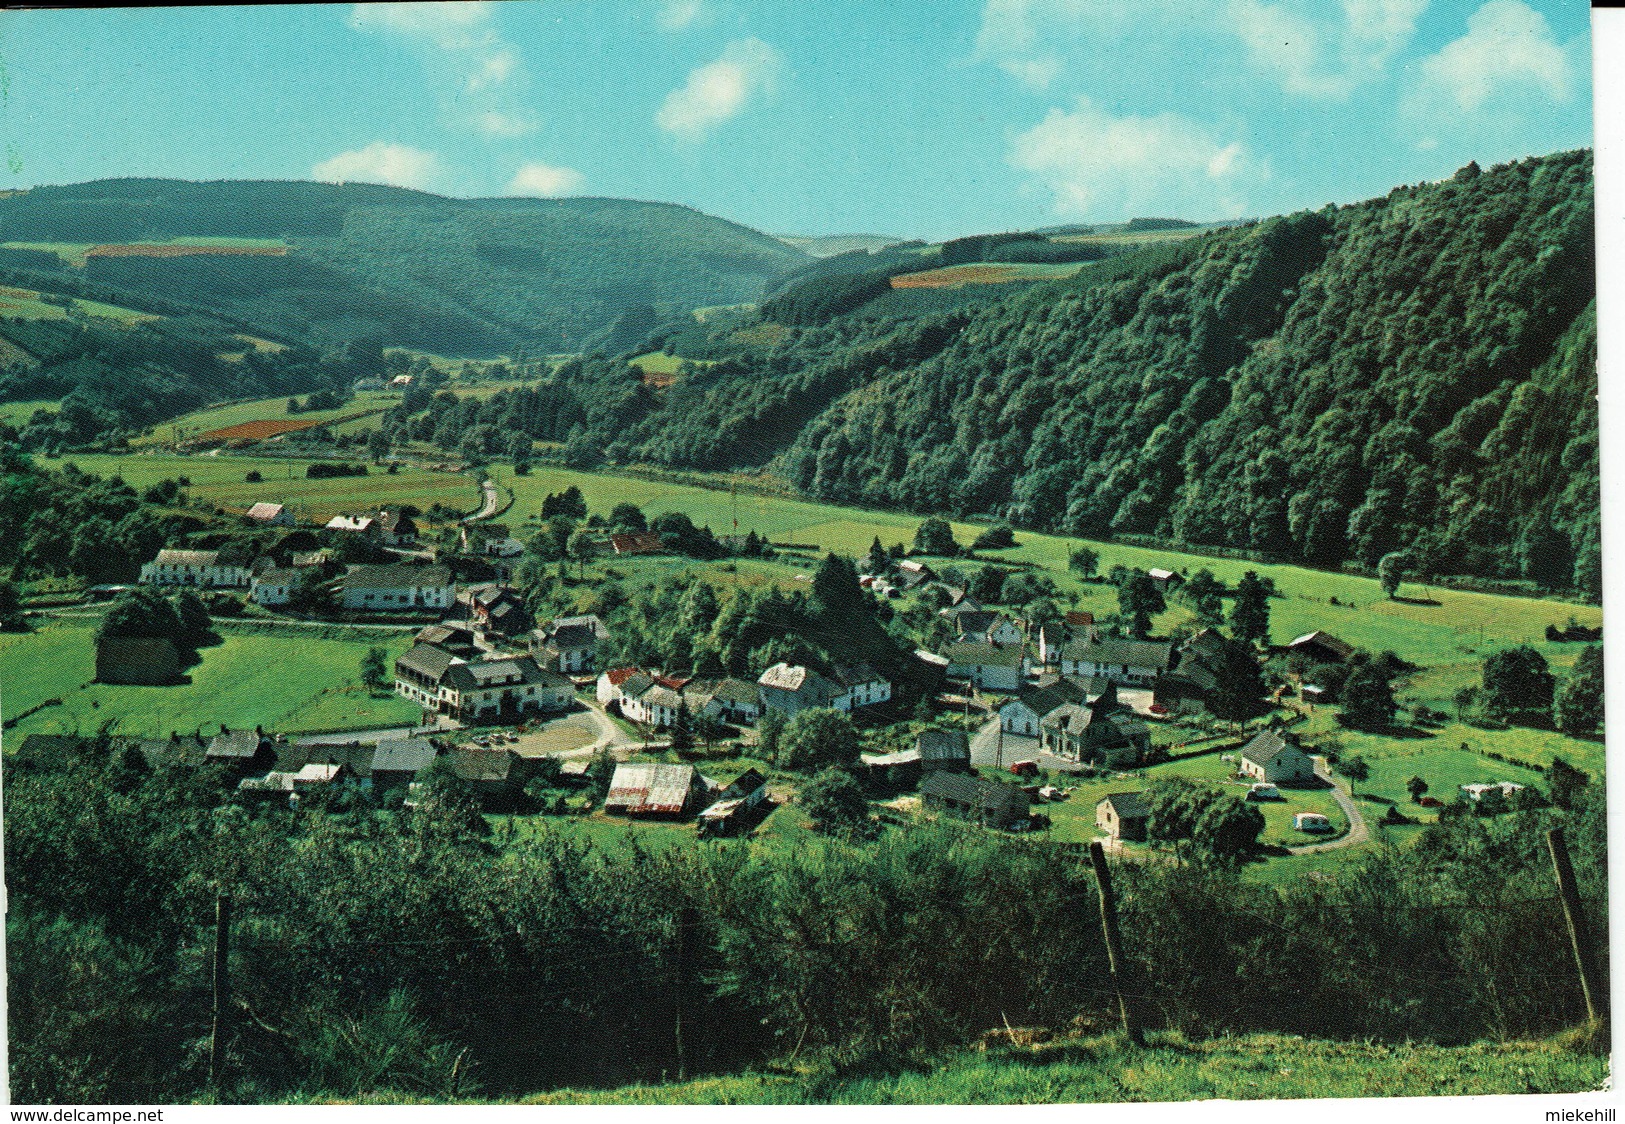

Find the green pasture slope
[[130, 390, 402, 448], [0, 618, 422, 740], [54, 453, 483, 524]]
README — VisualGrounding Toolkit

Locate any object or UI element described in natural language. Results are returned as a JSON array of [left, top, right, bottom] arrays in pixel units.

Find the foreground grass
[[0, 619, 423, 739], [314, 1030, 1608, 1104]]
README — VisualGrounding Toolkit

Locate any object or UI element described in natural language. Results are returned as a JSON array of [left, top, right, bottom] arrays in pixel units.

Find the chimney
[[255, 725, 265, 740], [220, 724, 230, 736]]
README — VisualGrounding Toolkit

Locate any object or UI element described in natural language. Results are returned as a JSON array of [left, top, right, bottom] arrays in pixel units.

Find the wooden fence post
[[1546, 827, 1608, 1022], [1088, 841, 1144, 1046]]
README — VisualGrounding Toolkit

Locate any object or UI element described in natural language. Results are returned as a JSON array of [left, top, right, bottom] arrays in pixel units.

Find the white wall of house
[[341, 583, 455, 611], [141, 562, 251, 588], [1061, 657, 1160, 685], [999, 700, 1042, 736], [250, 580, 291, 606]]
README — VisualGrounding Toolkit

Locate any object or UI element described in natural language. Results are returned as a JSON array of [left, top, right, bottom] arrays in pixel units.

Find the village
[[54, 482, 1478, 857]]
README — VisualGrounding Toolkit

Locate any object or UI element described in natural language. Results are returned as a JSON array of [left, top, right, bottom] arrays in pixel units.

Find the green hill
[[0, 179, 810, 356], [459, 150, 1593, 591]]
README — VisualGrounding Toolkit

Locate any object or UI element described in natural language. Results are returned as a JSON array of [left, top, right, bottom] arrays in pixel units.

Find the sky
[[0, 0, 1594, 241]]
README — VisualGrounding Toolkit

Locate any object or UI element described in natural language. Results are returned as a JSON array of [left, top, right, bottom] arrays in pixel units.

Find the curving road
[[1286, 757, 1370, 855], [463, 479, 503, 523]]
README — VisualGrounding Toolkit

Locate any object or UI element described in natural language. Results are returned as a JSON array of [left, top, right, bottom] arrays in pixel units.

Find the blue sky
[[0, 0, 1593, 240]]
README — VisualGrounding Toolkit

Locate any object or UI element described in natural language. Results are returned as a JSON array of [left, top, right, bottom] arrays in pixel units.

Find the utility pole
[[1088, 842, 1143, 1046], [1547, 828, 1608, 1022], [210, 893, 233, 1087]]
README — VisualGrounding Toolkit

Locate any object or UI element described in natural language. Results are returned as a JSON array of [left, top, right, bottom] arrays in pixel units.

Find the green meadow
[[0, 399, 60, 427], [0, 618, 422, 740]]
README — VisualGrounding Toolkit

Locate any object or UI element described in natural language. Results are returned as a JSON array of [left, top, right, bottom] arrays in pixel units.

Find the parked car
[[1247, 782, 1281, 801], [1009, 760, 1039, 778]]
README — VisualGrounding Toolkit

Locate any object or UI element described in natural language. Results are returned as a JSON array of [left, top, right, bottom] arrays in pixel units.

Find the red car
[[1009, 760, 1039, 778]]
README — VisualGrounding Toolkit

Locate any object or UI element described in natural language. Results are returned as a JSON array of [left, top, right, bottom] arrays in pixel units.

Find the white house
[[944, 642, 1025, 693], [757, 663, 842, 716], [140, 549, 251, 589], [999, 675, 1090, 736], [1056, 637, 1174, 687], [1460, 781, 1526, 802], [832, 664, 892, 710], [533, 615, 610, 674], [622, 681, 685, 728], [339, 564, 455, 611], [249, 567, 300, 606], [948, 609, 1023, 647], [245, 502, 295, 526], [326, 514, 377, 535], [1236, 729, 1317, 785], [394, 644, 572, 723], [686, 678, 763, 726]]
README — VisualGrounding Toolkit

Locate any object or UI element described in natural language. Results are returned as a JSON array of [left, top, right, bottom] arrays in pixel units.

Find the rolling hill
[[0, 179, 812, 356]]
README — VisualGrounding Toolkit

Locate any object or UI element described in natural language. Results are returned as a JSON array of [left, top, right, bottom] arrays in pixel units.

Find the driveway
[[1285, 757, 1370, 855], [463, 479, 504, 522]]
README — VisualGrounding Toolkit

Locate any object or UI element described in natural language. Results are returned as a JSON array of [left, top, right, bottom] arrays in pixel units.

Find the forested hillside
[[490, 150, 1593, 592], [0, 180, 809, 355]]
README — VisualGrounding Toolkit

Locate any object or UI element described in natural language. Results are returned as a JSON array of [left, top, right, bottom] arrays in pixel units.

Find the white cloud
[[657, 0, 707, 31], [475, 111, 538, 138], [975, 0, 1422, 96], [507, 162, 586, 196], [312, 143, 442, 191], [1010, 98, 1258, 220], [1408, 0, 1572, 114], [1229, 0, 1426, 98], [656, 38, 783, 140], [351, 2, 534, 136]]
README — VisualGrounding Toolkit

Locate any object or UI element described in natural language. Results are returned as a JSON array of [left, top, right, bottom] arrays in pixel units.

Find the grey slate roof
[[916, 727, 970, 763], [343, 563, 453, 590], [1239, 728, 1302, 767], [1099, 791, 1150, 819], [945, 642, 1024, 668], [920, 771, 1031, 816], [372, 737, 438, 775], [1063, 636, 1175, 670], [396, 643, 460, 682]]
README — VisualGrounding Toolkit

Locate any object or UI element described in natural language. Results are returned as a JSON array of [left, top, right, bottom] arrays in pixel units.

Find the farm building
[[94, 636, 182, 685], [325, 514, 377, 535], [369, 737, 439, 791], [697, 768, 770, 836], [249, 567, 300, 606], [460, 583, 531, 637], [532, 614, 611, 674], [245, 502, 295, 526], [687, 677, 762, 725], [1287, 631, 1355, 664], [920, 772, 1031, 830], [1147, 568, 1183, 589], [916, 727, 970, 771], [758, 663, 842, 715], [415, 621, 479, 658], [140, 549, 251, 589], [832, 663, 892, 710], [944, 642, 1025, 693], [291, 548, 336, 568], [604, 762, 710, 817], [459, 523, 525, 557], [1038, 683, 1150, 764], [999, 674, 1090, 736], [1460, 781, 1526, 802], [1096, 791, 1150, 842], [449, 747, 537, 804], [609, 531, 664, 555], [394, 645, 571, 722], [947, 609, 1023, 648], [1055, 636, 1174, 687], [1237, 729, 1318, 786], [339, 564, 455, 611]]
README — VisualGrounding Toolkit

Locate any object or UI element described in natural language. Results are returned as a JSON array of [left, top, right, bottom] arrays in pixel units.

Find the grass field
[[131, 391, 401, 448], [54, 452, 481, 523], [1038, 751, 1349, 848], [0, 399, 59, 426], [497, 1030, 1605, 1104], [0, 284, 156, 324], [0, 619, 422, 740]]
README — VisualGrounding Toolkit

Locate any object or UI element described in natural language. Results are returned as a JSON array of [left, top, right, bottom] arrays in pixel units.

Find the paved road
[[968, 716, 1077, 772], [294, 724, 441, 746], [1285, 757, 1370, 855], [464, 479, 503, 523]]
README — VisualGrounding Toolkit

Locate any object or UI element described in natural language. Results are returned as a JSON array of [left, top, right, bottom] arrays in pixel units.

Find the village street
[[968, 716, 1068, 772]]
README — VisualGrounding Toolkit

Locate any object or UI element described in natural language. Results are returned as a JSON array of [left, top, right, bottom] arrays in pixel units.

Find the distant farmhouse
[[944, 642, 1025, 692], [249, 567, 300, 606], [245, 502, 295, 526], [325, 508, 418, 546], [1287, 631, 1355, 664], [340, 564, 455, 611], [140, 549, 251, 589], [1236, 729, 1317, 786], [1096, 791, 1150, 841], [1054, 636, 1174, 687]]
